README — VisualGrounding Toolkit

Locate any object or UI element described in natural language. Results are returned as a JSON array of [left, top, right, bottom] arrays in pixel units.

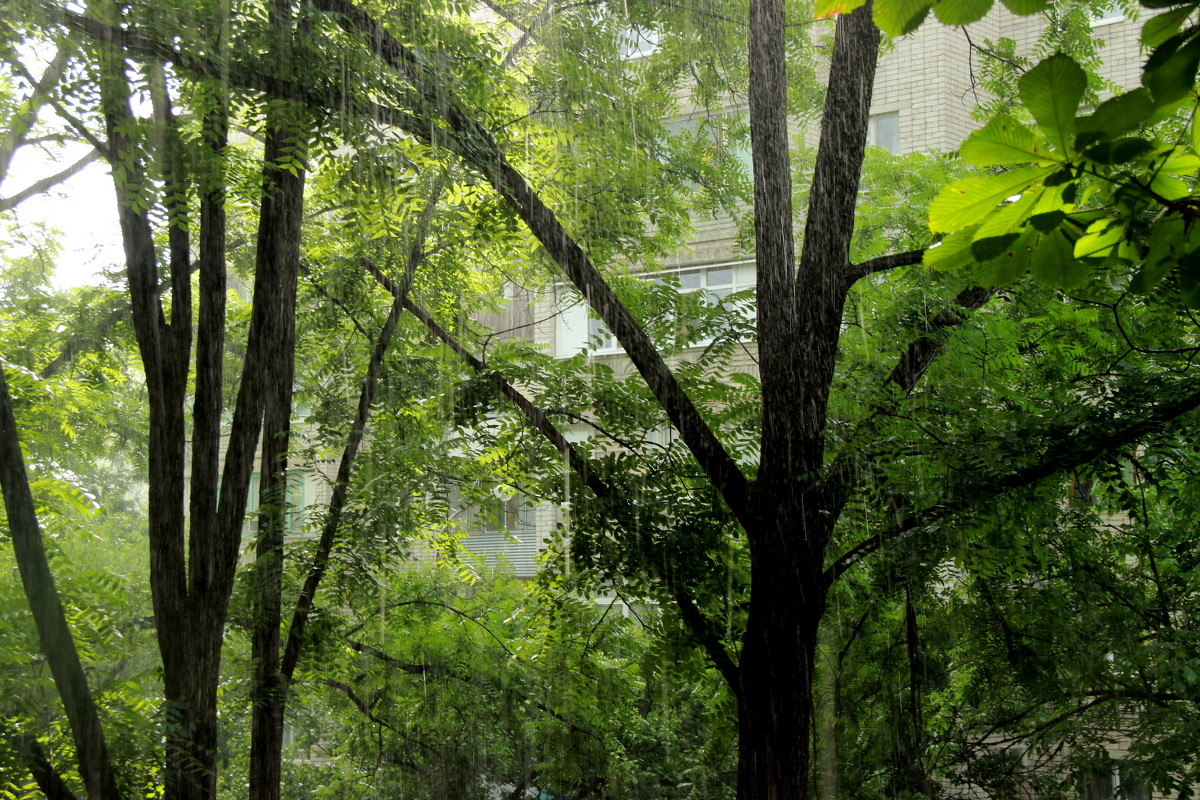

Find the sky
[[4, 141, 123, 291]]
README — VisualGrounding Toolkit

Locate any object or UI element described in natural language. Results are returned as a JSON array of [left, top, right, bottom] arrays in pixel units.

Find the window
[[618, 26, 661, 60], [553, 261, 755, 357], [448, 487, 540, 577], [243, 471, 308, 536], [867, 111, 901, 154], [1082, 762, 1150, 800], [1091, 1, 1125, 25], [663, 113, 753, 185]]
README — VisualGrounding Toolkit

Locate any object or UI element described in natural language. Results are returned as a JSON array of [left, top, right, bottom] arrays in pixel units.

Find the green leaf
[[1030, 228, 1088, 287], [960, 115, 1048, 166], [1130, 259, 1175, 294], [1074, 219, 1124, 261], [1193, 103, 1200, 154], [1000, 0, 1050, 12], [923, 231, 977, 271], [974, 230, 1035, 285], [1149, 172, 1192, 200], [1144, 36, 1200, 105], [928, 165, 1055, 233], [1075, 90, 1154, 137], [1019, 55, 1087, 152], [973, 233, 1020, 260], [974, 190, 1037, 239], [873, 0, 932, 35], [1181, 248, 1200, 307], [1082, 137, 1155, 164], [1141, 6, 1193, 47], [1162, 150, 1200, 174], [932, 0, 993, 25], [1029, 210, 1067, 232]]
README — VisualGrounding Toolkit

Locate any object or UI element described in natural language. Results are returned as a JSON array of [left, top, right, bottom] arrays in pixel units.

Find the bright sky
[[4, 142, 123, 291]]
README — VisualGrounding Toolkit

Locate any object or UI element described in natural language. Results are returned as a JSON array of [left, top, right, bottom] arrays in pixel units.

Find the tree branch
[[0, 149, 101, 212], [825, 381, 1200, 582], [822, 285, 995, 502], [0, 368, 121, 799], [312, 0, 752, 530], [10, 733, 82, 800], [280, 172, 445, 686], [368, 267, 742, 695], [844, 248, 926, 285]]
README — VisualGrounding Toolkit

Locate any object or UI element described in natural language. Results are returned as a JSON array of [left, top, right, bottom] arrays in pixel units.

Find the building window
[[1091, 1, 1125, 26], [553, 261, 755, 357], [662, 113, 753, 186], [618, 26, 661, 60], [243, 471, 308, 536], [1082, 762, 1150, 800], [867, 111, 901, 153], [448, 486, 540, 577]]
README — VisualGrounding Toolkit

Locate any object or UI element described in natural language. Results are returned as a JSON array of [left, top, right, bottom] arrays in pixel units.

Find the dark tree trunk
[[246, 84, 306, 800]]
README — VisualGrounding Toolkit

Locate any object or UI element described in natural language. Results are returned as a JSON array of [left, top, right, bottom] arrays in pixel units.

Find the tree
[[5, 0, 1200, 799]]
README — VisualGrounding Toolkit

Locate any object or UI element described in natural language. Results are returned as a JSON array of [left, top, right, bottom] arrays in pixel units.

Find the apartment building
[[455, 2, 1149, 562], [438, 4, 1166, 792]]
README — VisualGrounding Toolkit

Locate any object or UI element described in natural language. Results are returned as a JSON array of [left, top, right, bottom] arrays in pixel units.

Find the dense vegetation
[[3, 0, 1200, 797]]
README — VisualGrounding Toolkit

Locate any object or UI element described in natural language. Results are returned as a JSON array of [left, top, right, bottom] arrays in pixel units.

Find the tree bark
[[246, 11, 307, 789]]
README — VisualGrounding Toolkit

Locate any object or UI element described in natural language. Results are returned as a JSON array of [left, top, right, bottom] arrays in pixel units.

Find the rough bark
[[246, 0, 308, 785]]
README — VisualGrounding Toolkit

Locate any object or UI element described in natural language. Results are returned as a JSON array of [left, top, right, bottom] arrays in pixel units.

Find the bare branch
[[844, 248, 926, 285], [0, 149, 101, 212]]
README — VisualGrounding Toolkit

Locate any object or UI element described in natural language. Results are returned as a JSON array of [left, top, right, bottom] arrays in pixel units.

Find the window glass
[[868, 111, 901, 153]]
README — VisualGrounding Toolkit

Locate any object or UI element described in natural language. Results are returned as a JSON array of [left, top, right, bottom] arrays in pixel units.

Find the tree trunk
[[737, 500, 833, 800], [246, 97, 306, 800]]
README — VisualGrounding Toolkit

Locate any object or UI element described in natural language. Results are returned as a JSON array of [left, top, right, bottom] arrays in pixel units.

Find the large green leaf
[[928, 165, 1054, 233], [1019, 55, 1087, 153], [1075, 90, 1154, 138], [1141, 5, 1193, 47], [1000, 0, 1050, 13], [1181, 248, 1200, 307], [873, 0, 932, 35], [973, 229, 1035, 285], [1029, 228, 1088, 288], [923, 230, 977, 271], [973, 190, 1037, 239], [1082, 137, 1155, 164], [961, 116, 1048, 166], [1144, 35, 1200, 105], [932, 0, 993, 25], [1073, 219, 1124, 261]]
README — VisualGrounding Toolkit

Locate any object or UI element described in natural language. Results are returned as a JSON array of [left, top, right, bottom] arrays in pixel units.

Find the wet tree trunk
[[737, 513, 831, 800], [245, 123, 305, 800], [740, 0, 880, 795]]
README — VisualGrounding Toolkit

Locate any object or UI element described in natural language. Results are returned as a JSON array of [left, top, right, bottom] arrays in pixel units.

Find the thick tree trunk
[[737, 501, 833, 800]]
